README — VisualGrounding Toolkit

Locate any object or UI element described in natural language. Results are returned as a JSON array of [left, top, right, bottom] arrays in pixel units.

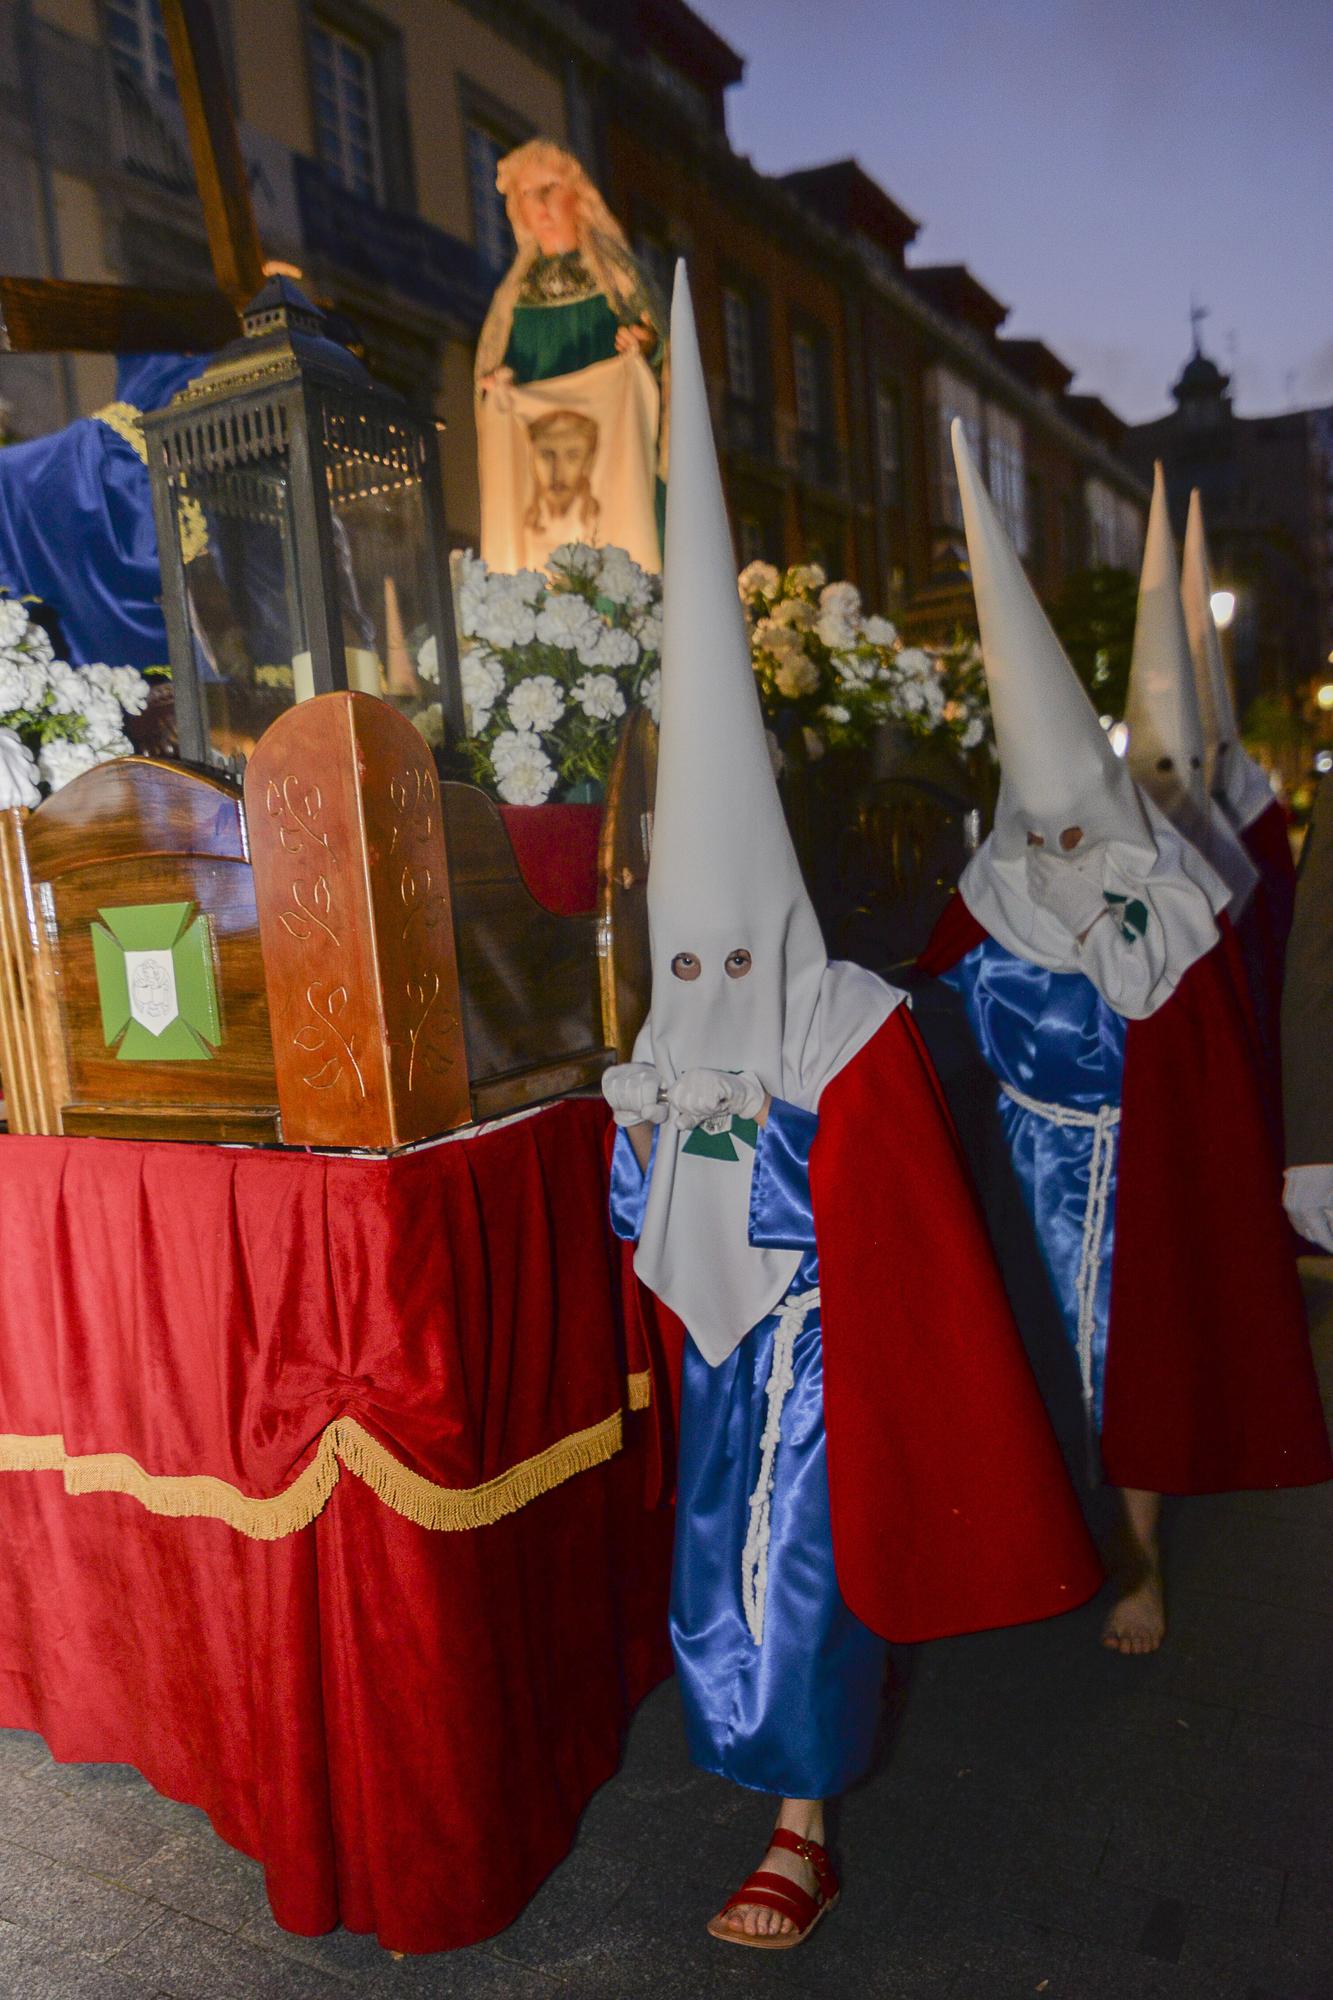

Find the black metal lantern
[[143, 277, 463, 769]]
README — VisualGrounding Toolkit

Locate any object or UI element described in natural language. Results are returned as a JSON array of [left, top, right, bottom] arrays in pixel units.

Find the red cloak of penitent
[[920, 892, 1332, 1498], [619, 1004, 1105, 1647]]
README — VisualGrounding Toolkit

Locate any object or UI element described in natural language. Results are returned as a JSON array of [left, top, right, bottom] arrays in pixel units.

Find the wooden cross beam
[[0, 0, 262, 356]]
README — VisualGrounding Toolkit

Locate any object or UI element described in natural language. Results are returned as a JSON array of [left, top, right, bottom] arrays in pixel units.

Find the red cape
[[1236, 797, 1298, 1121], [619, 1007, 1103, 1646], [921, 893, 1332, 1496]]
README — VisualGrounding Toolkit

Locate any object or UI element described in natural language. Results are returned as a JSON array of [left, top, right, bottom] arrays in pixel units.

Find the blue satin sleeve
[[608, 1124, 658, 1241], [747, 1098, 818, 1251]]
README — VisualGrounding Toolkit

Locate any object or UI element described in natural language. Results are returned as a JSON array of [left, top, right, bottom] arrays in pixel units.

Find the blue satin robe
[[610, 1103, 886, 1798], [0, 354, 206, 668], [940, 939, 1127, 1428]]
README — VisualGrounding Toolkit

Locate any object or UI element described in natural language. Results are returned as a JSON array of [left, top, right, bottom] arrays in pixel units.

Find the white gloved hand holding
[[667, 1068, 766, 1131], [1283, 1163, 1333, 1254], [1026, 846, 1109, 943], [601, 1062, 667, 1128], [0, 728, 41, 811]]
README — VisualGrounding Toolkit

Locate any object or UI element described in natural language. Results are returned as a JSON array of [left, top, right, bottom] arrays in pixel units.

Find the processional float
[[0, 0, 653, 1149]]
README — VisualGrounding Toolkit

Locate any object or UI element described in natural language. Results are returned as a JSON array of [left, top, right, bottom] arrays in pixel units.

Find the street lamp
[[143, 276, 463, 768], [1210, 588, 1236, 631]]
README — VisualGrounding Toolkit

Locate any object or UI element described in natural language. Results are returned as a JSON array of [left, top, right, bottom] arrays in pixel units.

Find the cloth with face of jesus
[[477, 348, 661, 575]]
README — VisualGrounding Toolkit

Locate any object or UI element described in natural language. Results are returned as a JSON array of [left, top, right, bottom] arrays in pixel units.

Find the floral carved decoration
[[293, 981, 366, 1098]]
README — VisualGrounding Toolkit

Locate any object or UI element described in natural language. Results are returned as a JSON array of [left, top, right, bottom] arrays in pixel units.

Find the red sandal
[[705, 1828, 840, 1950]]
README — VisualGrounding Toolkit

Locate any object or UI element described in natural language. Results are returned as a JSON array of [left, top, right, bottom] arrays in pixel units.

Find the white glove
[[667, 1068, 766, 1131], [1026, 847, 1109, 942], [601, 1062, 667, 1128], [1284, 1164, 1333, 1253], [0, 728, 41, 811]]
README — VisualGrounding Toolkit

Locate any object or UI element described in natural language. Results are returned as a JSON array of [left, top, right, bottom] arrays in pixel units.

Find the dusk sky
[[693, 0, 1332, 423]]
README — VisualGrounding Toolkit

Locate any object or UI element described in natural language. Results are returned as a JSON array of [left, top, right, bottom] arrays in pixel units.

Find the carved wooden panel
[[245, 693, 470, 1148], [0, 760, 280, 1140], [598, 709, 656, 1060]]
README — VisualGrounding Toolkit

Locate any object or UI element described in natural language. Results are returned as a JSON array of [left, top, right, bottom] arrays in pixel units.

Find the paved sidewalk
[[0, 1267, 1329, 2000]]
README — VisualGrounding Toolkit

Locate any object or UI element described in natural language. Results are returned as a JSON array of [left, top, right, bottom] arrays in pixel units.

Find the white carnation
[[774, 653, 820, 699], [38, 738, 99, 791], [961, 717, 985, 751], [412, 702, 445, 749], [817, 610, 859, 651], [475, 571, 542, 650], [785, 563, 826, 593], [770, 597, 815, 631], [754, 616, 803, 660], [573, 672, 626, 722], [596, 546, 654, 611], [819, 581, 861, 621], [0, 656, 49, 715], [819, 704, 851, 726], [633, 606, 663, 653], [451, 550, 489, 638], [494, 737, 557, 805], [0, 728, 40, 808], [863, 615, 898, 647], [534, 592, 601, 652], [583, 625, 639, 671], [835, 651, 877, 690], [461, 648, 505, 734], [490, 729, 532, 777], [640, 668, 661, 724], [895, 647, 933, 679], [548, 542, 601, 581], [738, 560, 780, 602], [417, 635, 439, 683], [0, 600, 28, 648], [507, 675, 565, 734]]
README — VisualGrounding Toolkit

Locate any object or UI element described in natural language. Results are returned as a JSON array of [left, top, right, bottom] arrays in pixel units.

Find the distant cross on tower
[[1189, 297, 1210, 355]]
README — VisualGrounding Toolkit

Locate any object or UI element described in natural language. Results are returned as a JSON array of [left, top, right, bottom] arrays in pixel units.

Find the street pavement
[[0, 1265, 1329, 2000]]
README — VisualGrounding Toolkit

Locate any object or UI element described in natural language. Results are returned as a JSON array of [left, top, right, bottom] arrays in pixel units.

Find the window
[[792, 332, 822, 438], [927, 367, 982, 530], [310, 20, 384, 204], [875, 380, 903, 506], [985, 405, 1026, 554], [723, 289, 756, 404], [106, 0, 175, 96], [464, 120, 517, 275]]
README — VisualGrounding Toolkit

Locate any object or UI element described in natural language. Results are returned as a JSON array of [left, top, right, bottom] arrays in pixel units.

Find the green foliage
[[1048, 567, 1139, 716]]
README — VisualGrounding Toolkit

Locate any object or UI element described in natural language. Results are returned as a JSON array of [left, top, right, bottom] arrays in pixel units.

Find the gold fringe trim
[[626, 1370, 652, 1412], [0, 1403, 634, 1543], [92, 401, 147, 461]]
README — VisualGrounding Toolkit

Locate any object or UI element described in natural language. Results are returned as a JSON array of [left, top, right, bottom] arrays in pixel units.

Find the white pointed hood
[[951, 421, 1225, 1018], [631, 265, 900, 1364], [1126, 466, 1257, 910], [1181, 489, 1275, 831]]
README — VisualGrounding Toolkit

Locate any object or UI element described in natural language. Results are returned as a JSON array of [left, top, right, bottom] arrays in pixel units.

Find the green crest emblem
[[681, 1115, 759, 1162], [91, 902, 221, 1061], [1104, 891, 1149, 943]]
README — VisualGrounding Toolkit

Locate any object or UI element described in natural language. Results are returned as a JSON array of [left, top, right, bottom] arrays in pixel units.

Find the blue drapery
[[941, 938, 1127, 1429], [611, 1102, 885, 1797], [0, 353, 206, 668]]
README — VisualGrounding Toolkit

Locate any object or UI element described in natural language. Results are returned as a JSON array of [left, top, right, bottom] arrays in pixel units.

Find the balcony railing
[[294, 159, 493, 332]]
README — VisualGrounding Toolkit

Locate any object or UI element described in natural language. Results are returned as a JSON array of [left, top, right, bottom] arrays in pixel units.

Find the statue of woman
[[474, 140, 666, 574]]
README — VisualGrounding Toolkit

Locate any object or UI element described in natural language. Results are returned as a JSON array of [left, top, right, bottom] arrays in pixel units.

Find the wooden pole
[[159, 0, 266, 307]]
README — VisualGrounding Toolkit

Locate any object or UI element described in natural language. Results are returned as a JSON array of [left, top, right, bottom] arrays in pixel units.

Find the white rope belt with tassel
[[740, 1286, 821, 1646], [999, 1083, 1120, 1424]]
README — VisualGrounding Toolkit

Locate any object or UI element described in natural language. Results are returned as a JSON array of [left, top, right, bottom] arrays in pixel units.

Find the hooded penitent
[[630, 266, 899, 1364], [950, 420, 1225, 1019], [1125, 466, 1258, 912], [1181, 490, 1276, 832]]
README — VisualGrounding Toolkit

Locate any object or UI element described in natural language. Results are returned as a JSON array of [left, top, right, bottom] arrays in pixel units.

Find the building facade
[[1, 0, 1147, 624], [1128, 340, 1333, 720]]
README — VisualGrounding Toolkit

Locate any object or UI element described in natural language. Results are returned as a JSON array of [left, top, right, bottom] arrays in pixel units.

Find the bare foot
[[1101, 1558, 1166, 1655], [716, 1838, 819, 1940]]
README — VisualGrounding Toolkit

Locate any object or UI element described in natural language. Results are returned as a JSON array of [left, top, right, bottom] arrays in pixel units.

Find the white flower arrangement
[[0, 593, 145, 800], [448, 544, 662, 803], [441, 549, 993, 808], [740, 564, 992, 770]]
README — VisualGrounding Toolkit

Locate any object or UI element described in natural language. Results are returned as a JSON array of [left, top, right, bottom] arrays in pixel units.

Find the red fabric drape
[[919, 900, 1332, 1495], [0, 1103, 674, 1953], [1235, 796, 1299, 1122], [811, 1011, 1102, 1641], [498, 803, 602, 914]]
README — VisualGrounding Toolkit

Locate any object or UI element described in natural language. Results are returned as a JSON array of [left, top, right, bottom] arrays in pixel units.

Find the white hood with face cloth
[[1181, 489, 1276, 832], [1125, 465, 1258, 912], [950, 420, 1225, 1020], [630, 264, 901, 1365]]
